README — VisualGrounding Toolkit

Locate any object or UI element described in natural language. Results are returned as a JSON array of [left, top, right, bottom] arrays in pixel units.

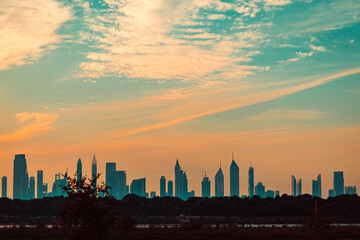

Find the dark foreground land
[[0, 226, 360, 240]]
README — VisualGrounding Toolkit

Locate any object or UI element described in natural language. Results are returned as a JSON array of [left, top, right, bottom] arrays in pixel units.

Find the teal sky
[[0, 0, 359, 198]]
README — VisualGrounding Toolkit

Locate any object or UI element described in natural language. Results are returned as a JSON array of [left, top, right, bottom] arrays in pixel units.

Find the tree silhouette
[[59, 173, 117, 240]]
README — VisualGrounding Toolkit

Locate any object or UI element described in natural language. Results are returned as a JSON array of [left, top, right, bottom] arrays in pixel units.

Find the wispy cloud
[[250, 109, 327, 121], [0, 0, 71, 70], [0, 112, 59, 142]]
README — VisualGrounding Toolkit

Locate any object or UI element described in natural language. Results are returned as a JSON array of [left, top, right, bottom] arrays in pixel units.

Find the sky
[[0, 0, 359, 198]]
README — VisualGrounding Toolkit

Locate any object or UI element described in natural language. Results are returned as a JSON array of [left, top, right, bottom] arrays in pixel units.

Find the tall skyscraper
[[175, 159, 182, 198], [255, 182, 265, 198], [130, 178, 146, 197], [2, 176, 7, 198], [91, 154, 97, 187], [248, 163, 254, 198], [29, 177, 35, 199], [174, 159, 192, 199], [77, 158, 82, 182], [201, 174, 210, 198], [160, 176, 166, 197], [106, 162, 116, 195], [13, 154, 29, 200], [230, 153, 239, 197], [291, 175, 297, 196], [312, 174, 322, 198], [297, 178, 302, 196], [37, 170, 48, 199], [167, 180, 173, 197], [105, 162, 127, 199], [215, 163, 224, 197], [334, 171, 344, 196]]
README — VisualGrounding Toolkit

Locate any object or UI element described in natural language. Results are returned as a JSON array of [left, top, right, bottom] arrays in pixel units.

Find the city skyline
[[3, 153, 358, 199], [0, 0, 360, 202]]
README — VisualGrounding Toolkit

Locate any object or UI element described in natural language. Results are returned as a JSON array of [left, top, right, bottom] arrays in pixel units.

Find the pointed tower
[[92, 154, 97, 187], [215, 161, 224, 197], [174, 158, 182, 198], [77, 158, 82, 182], [230, 152, 239, 197], [248, 162, 254, 197]]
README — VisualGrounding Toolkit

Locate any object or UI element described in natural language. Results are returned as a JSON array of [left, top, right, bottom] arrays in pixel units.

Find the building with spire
[[174, 159, 193, 200], [248, 162, 254, 198], [215, 162, 224, 197], [91, 154, 97, 187], [230, 153, 239, 197]]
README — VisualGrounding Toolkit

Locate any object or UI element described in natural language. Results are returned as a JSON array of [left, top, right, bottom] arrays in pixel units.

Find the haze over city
[[1, 0, 360, 199]]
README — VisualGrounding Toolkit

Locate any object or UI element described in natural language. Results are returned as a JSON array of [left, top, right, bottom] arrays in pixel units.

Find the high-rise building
[[201, 174, 210, 198], [214, 163, 224, 197], [91, 154, 97, 187], [106, 162, 116, 195], [297, 178, 302, 196], [230, 153, 239, 197], [312, 174, 322, 198], [150, 191, 156, 198], [37, 170, 48, 199], [77, 158, 82, 182], [167, 180, 173, 197], [51, 172, 67, 197], [334, 171, 344, 196], [175, 159, 182, 198], [248, 163, 254, 198], [2, 176, 7, 198], [291, 175, 297, 197], [265, 190, 274, 198], [13, 154, 29, 200], [174, 159, 192, 199], [29, 177, 35, 199], [345, 186, 356, 195], [255, 182, 265, 198], [115, 171, 127, 199], [275, 190, 280, 197], [160, 176, 166, 197], [130, 178, 146, 197]]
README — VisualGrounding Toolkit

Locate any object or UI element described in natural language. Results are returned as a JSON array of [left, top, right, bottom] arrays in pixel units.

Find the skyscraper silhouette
[[175, 159, 182, 198], [291, 175, 297, 196], [312, 174, 322, 198], [160, 176, 166, 197], [2, 176, 7, 198], [92, 154, 97, 187], [29, 176, 35, 199], [334, 171, 344, 196], [248, 163, 254, 198], [37, 170, 48, 199], [201, 173, 210, 198], [345, 186, 356, 195], [167, 180, 173, 197], [230, 153, 239, 197], [130, 178, 146, 197], [215, 162, 224, 197], [77, 158, 82, 182], [255, 182, 265, 198], [106, 162, 116, 196], [174, 159, 191, 199], [297, 178, 302, 196], [51, 172, 67, 197], [13, 154, 29, 200]]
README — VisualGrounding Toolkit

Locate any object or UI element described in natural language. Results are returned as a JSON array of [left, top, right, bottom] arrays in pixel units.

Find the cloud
[[309, 44, 326, 52], [0, 112, 59, 142], [0, 0, 71, 70], [250, 109, 327, 121], [296, 51, 314, 57], [279, 57, 299, 63]]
